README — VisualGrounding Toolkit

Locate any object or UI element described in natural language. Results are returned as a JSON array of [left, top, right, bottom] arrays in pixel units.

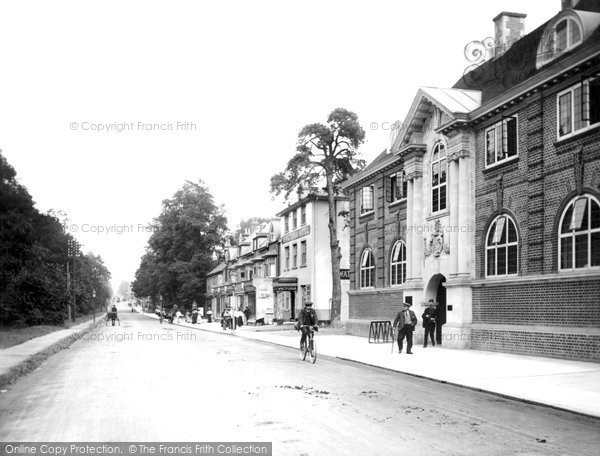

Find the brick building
[[342, 0, 600, 361]]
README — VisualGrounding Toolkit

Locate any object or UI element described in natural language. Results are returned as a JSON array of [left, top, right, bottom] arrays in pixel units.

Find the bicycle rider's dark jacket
[[298, 307, 318, 326]]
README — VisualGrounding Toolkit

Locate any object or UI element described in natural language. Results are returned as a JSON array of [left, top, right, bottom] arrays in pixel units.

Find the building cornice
[[276, 193, 349, 217]]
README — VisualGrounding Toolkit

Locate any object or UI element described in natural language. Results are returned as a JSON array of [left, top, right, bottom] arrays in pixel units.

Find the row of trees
[[133, 108, 366, 324], [0, 151, 112, 326]]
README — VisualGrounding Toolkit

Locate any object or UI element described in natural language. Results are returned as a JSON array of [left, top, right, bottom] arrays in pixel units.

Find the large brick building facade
[[343, 1, 600, 361]]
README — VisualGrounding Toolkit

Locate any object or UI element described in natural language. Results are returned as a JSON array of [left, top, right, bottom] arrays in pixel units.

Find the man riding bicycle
[[296, 301, 318, 349]]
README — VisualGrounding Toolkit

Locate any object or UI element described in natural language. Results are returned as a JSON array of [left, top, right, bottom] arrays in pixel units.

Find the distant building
[[342, 1, 600, 361], [274, 193, 350, 324], [206, 220, 280, 323]]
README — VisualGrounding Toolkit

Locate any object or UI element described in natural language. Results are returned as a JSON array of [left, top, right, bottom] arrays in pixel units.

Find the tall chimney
[[493, 12, 527, 58]]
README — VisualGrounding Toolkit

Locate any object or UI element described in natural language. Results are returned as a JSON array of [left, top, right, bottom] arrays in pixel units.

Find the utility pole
[[67, 239, 80, 323]]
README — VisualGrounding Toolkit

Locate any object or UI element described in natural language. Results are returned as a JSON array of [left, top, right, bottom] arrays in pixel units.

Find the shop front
[[272, 277, 298, 324]]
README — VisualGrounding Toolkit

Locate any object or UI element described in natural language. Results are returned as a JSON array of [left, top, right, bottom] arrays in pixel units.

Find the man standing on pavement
[[393, 302, 418, 354], [422, 299, 437, 348]]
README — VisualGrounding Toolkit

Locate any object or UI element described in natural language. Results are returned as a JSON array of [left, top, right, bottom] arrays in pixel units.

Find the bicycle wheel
[[309, 339, 317, 364], [300, 340, 308, 361]]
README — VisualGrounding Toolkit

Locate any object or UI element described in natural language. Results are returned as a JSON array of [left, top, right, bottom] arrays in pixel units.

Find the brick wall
[[472, 279, 600, 326], [347, 158, 408, 335], [349, 290, 403, 320], [472, 67, 600, 362], [471, 329, 600, 362]]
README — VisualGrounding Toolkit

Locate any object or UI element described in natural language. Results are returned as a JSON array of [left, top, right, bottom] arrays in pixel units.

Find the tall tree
[[132, 180, 228, 309], [117, 281, 131, 300], [270, 108, 366, 324]]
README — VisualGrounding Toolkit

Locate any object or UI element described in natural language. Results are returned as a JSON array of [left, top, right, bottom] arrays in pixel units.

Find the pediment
[[392, 87, 481, 152]]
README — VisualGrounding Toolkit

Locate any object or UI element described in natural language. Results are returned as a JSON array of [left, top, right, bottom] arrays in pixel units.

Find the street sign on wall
[[340, 269, 350, 280], [282, 225, 311, 244]]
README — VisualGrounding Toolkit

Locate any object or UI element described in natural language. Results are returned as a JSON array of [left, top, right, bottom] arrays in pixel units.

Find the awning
[[273, 276, 298, 292]]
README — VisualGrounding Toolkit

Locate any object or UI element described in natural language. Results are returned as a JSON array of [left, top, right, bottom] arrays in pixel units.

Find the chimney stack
[[493, 12, 527, 58]]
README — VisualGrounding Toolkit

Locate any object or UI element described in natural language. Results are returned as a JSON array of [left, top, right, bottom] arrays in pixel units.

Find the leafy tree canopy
[[270, 108, 366, 199], [132, 180, 228, 309]]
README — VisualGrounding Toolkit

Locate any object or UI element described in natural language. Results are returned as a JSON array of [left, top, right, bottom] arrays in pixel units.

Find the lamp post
[[92, 289, 96, 323]]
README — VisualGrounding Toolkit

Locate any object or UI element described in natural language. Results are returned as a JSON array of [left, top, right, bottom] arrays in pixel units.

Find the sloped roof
[[207, 262, 226, 276], [419, 87, 482, 115], [453, 8, 600, 103], [341, 149, 400, 190]]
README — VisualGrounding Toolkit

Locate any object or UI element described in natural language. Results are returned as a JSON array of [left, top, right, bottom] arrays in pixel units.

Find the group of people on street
[[393, 299, 438, 354], [220, 306, 251, 330]]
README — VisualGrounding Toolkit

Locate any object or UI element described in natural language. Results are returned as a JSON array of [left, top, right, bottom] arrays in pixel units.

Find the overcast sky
[[0, 0, 558, 291]]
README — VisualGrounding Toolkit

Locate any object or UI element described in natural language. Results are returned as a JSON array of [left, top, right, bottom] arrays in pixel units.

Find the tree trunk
[[326, 172, 342, 325]]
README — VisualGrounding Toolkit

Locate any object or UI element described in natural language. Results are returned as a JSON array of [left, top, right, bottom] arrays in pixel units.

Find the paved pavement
[[2, 308, 600, 420]]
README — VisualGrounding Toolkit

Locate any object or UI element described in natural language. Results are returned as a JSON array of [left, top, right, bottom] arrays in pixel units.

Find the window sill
[[484, 273, 519, 280], [558, 266, 600, 273], [482, 156, 519, 174], [389, 199, 407, 208], [555, 123, 600, 149], [427, 210, 449, 222], [359, 211, 375, 223], [484, 155, 519, 171]]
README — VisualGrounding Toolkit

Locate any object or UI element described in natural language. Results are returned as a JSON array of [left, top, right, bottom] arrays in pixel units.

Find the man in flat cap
[[393, 302, 418, 354]]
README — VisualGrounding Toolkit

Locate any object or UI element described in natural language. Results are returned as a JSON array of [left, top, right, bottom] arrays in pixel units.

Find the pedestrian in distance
[[206, 308, 213, 323], [234, 309, 244, 328], [393, 302, 418, 354], [221, 307, 232, 330], [422, 299, 437, 348]]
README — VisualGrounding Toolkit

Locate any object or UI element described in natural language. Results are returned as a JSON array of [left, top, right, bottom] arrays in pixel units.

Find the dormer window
[[537, 12, 586, 69]]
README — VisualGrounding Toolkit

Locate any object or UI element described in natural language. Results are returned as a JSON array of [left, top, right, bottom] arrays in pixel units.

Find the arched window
[[360, 248, 375, 288], [559, 194, 600, 270], [486, 215, 518, 276], [390, 241, 407, 286], [537, 14, 583, 68], [431, 142, 447, 213]]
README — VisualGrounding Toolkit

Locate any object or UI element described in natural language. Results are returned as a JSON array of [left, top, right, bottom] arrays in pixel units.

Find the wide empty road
[[1, 311, 599, 455]]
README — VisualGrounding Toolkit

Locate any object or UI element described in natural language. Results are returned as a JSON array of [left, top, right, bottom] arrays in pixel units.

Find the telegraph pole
[[67, 239, 80, 323]]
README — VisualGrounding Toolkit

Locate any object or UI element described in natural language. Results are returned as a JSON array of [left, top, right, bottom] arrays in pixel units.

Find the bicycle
[[299, 325, 318, 364]]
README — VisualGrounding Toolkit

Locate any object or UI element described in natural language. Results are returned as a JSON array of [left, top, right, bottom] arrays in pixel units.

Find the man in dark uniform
[[422, 299, 437, 347], [393, 302, 418, 354]]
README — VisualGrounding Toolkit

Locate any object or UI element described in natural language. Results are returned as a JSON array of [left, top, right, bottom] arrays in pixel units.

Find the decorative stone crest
[[424, 220, 450, 258]]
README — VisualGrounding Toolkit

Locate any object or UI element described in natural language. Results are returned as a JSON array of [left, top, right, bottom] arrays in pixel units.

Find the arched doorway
[[426, 274, 446, 345]]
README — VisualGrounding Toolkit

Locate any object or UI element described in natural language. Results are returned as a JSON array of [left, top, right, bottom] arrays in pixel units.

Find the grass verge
[[0, 313, 100, 349]]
